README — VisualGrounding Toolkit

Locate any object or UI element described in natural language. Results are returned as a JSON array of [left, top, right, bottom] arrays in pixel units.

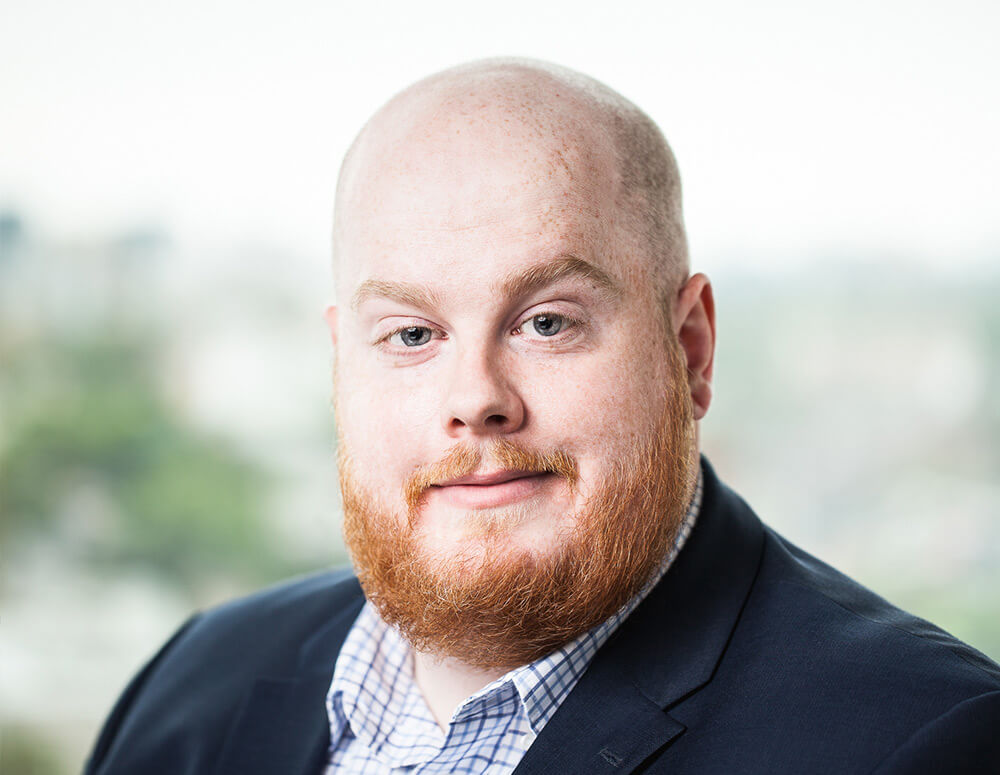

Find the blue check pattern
[[325, 470, 703, 774]]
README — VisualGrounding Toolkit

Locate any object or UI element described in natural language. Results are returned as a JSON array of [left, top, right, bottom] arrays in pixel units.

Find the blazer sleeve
[[870, 690, 1000, 775], [83, 614, 202, 774]]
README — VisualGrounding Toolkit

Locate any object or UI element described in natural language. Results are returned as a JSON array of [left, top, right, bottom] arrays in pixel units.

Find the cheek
[[335, 358, 442, 486], [524, 341, 668, 497], [529, 341, 665, 438]]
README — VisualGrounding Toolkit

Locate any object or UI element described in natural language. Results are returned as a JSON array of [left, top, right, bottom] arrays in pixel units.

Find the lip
[[430, 470, 553, 509], [435, 469, 540, 487]]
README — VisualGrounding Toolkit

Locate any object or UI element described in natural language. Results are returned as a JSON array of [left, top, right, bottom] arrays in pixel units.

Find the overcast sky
[[3, 0, 998, 274]]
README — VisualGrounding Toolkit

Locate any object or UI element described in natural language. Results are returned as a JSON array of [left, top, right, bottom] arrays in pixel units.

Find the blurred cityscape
[[1, 210, 998, 773]]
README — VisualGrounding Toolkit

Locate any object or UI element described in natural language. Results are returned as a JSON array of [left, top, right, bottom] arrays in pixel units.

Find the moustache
[[403, 439, 579, 517]]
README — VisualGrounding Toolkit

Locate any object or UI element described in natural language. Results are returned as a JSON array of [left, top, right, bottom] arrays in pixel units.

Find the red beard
[[339, 338, 697, 670]]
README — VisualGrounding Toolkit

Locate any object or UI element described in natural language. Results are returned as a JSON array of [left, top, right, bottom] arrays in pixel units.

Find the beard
[[338, 336, 698, 670]]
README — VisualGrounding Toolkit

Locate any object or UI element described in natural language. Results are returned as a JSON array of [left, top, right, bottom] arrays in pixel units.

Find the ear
[[671, 273, 715, 421], [323, 305, 338, 347]]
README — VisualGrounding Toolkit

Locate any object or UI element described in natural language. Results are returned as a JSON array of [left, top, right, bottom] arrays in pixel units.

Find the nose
[[442, 345, 525, 437]]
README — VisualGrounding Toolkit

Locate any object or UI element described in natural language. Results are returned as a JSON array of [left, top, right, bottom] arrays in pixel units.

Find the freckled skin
[[332, 83, 675, 560]]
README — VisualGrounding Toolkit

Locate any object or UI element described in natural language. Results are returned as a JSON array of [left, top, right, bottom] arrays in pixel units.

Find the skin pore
[[327, 59, 716, 728]]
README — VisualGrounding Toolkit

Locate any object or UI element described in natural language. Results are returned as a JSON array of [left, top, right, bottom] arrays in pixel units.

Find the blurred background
[[2, 0, 998, 771]]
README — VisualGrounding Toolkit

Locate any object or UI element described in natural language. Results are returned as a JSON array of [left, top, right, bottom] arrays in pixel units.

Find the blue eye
[[531, 314, 564, 337], [394, 326, 432, 347]]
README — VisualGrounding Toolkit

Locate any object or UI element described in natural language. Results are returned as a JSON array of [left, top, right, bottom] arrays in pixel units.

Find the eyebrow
[[497, 254, 622, 304], [352, 279, 442, 312], [351, 254, 621, 312]]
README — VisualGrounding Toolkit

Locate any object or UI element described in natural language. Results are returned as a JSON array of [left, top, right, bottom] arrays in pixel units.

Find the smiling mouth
[[429, 470, 556, 509]]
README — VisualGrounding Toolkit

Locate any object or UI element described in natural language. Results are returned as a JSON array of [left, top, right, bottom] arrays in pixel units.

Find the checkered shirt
[[325, 470, 703, 774]]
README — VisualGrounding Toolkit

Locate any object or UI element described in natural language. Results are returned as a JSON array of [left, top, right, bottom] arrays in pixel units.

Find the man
[[86, 59, 1000, 774]]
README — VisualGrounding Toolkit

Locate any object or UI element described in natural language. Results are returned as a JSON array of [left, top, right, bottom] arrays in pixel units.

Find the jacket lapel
[[213, 589, 365, 775], [514, 658, 687, 774], [514, 459, 765, 775]]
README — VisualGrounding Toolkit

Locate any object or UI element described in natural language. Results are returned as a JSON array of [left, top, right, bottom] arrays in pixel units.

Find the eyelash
[[374, 312, 583, 351], [511, 312, 582, 340], [376, 324, 447, 349]]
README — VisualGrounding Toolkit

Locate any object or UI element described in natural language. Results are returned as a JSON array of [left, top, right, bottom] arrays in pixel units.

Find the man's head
[[326, 59, 715, 669]]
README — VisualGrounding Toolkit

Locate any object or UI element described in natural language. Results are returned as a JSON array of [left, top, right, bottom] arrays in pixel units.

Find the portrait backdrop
[[1, 1, 998, 772]]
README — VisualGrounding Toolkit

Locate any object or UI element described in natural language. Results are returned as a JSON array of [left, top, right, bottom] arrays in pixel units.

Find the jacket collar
[[512, 457, 765, 774], [213, 457, 764, 775]]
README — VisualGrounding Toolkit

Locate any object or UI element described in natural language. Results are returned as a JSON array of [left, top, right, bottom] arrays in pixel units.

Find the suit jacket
[[85, 459, 1000, 774]]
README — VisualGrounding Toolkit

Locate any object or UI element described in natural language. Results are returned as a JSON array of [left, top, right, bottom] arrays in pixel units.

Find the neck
[[412, 649, 509, 730]]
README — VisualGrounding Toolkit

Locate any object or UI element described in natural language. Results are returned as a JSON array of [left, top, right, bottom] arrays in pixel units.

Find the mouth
[[429, 470, 555, 509]]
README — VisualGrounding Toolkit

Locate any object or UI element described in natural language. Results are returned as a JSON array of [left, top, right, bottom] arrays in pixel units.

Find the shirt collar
[[327, 467, 703, 759]]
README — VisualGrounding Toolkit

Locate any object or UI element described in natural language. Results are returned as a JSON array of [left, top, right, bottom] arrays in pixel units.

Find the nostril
[[484, 414, 508, 427]]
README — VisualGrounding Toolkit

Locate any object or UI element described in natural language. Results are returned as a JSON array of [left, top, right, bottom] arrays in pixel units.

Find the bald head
[[334, 59, 688, 303]]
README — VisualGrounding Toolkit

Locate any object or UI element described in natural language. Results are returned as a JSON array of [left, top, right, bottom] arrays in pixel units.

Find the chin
[[415, 504, 573, 563]]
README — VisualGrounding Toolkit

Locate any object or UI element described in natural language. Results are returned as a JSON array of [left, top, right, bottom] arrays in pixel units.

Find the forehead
[[336, 111, 647, 296]]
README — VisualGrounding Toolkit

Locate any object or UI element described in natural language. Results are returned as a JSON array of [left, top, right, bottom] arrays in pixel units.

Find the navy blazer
[[86, 460, 1000, 773]]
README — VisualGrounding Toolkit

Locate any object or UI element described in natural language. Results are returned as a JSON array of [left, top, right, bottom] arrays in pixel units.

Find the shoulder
[[868, 689, 1000, 774], [698, 465, 999, 705], [183, 568, 364, 652], [651, 464, 1000, 772], [714, 523, 1000, 770], [141, 567, 363, 688], [754, 525, 1000, 695], [85, 569, 364, 774]]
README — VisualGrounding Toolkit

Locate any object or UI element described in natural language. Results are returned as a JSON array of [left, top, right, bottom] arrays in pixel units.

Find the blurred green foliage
[[0, 726, 65, 775], [0, 331, 289, 589]]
